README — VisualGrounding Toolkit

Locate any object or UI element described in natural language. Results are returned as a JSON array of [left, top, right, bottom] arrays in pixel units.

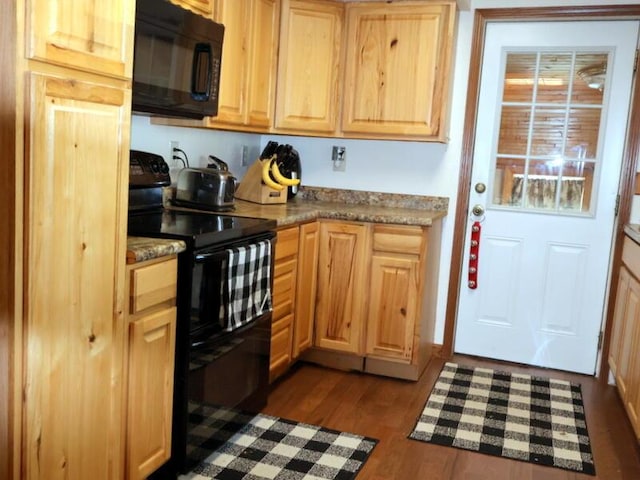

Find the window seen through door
[[491, 51, 608, 214]]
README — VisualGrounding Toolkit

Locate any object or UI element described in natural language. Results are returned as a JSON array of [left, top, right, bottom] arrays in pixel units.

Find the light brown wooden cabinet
[[307, 220, 441, 380], [27, 0, 135, 79], [365, 226, 422, 362], [314, 221, 370, 355], [9, 2, 135, 479], [609, 236, 640, 439], [207, 0, 280, 129], [22, 72, 131, 480], [270, 227, 299, 380], [125, 256, 177, 480], [341, 1, 456, 141], [293, 222, 319, 358], [270, 223, 319, 381], [275, 0, 344, 133]]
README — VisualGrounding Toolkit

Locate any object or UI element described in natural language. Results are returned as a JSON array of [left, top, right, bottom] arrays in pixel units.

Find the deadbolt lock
[[471, 204, 485, 216], [475, 182, 487, 194]]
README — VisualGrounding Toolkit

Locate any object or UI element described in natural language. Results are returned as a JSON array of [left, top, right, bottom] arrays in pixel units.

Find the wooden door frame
[[443, 5, 640, 381]]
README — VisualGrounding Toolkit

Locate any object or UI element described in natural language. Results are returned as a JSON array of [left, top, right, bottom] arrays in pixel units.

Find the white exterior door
[[454, 21, 639, 375]]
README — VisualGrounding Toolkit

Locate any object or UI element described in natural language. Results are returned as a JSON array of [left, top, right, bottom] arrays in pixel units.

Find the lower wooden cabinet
[[269, 219, 441, 382], [270, 223, 319, 381], [293, 222, 319, 357], [365, 225, 422, 362], [314, 221, 370, 354], [609, 236, 640, 439], [125, 256, 178, 479], [308, 220, 441, 380]]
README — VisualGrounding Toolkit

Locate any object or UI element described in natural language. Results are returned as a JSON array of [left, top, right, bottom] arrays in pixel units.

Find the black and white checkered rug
[[182, 406, 377, 480], [409, 362, 595, 475]]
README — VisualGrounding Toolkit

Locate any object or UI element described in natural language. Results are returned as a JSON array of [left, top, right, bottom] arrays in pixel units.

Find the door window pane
[[565, 108, 601, 159], [493, 158, 526, 207], [522, 160, 561, 210], [503, 53, 537, 103], [573, 53, 608, 105], [530, 108, 565, 156], [536, 53, 571, 104], [559, 160, 595, 213], [498, 107, 530, 155]]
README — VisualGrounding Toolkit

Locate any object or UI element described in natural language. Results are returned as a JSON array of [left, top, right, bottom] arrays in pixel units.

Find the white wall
[[130, 116, 263, 184], [130, 0, 640, 347]]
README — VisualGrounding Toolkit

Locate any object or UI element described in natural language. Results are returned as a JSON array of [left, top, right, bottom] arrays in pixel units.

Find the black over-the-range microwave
[[132, 0, 225, 119]]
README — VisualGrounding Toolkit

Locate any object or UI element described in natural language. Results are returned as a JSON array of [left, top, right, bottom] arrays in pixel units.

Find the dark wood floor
[[261, 355, 640, 480]]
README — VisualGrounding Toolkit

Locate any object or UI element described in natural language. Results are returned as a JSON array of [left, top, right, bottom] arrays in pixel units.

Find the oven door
[[180, 233, 275, 471]]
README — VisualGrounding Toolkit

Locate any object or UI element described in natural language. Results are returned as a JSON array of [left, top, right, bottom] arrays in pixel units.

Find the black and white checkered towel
[[219, 239, 272, 331]]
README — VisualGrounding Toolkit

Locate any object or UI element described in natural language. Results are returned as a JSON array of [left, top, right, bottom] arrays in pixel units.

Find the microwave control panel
[[129, 150, 171, 188]]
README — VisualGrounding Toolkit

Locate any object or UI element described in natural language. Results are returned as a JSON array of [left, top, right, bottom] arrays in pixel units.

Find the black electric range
[[128, 151, 277, 478], [128, 209, 277, 248]]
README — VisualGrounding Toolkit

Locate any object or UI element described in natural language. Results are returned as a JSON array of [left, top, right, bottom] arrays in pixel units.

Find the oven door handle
[[194, 251, 224, 263]]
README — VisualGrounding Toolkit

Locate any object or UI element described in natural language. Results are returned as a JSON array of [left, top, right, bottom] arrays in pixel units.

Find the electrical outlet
[[241, 145, 249, 167], [332, 146, 346, 172], [170, 141, 179, 165]]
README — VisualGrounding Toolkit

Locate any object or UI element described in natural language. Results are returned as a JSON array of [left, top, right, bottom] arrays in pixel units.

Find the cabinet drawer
[[130, 258, 178, 314], [273, 258, 297, 321], [276, 227, 300, 260], [623, 236, 640, 280], [270, 320, 293, 370], [372, 225, 423, 255]]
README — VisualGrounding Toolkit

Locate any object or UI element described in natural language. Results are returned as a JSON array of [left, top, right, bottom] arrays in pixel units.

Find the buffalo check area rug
[[409, 362, 596, 475], [182, 405, 378, 480]]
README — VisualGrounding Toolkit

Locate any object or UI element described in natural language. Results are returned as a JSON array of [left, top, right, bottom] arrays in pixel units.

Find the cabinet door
[[622, 275, 640, 439], [127, 308, 177, 480], [172, 0, 215, 18], [609, 266, 632, 378], [213, 0, 251, 124], [315, 222, 369, 354], [366, 253, 419, 362], [616, 270, 640, 400], [294, 222, 319, 358], [27, 0, 135, 78], [24, 74, 130, 479], [342, 1, 455, 139], [247, 0, 280, 127], [275, 0, 343, 132]]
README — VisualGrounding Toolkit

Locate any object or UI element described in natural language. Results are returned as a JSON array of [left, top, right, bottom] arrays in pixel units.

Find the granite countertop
[[625, 224, 640, 245], [168, 186, 449, 228], [127, 187, 449, 263], [126, 237, 187, 264]]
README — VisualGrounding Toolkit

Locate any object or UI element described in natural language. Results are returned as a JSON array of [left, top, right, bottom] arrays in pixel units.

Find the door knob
[[472, 204, 485, 216], [475, 182, 486, 194]]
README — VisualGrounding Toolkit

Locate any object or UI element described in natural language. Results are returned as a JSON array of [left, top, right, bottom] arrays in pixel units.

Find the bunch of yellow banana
[[261, 154, 300, 191]]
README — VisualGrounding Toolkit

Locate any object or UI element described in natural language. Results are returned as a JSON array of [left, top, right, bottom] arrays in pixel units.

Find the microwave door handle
[[191, 43, 212, 101]]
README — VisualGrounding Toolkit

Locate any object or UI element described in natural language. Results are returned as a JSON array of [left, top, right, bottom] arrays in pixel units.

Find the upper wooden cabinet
[[275, 0, 344, 133], [170, 0, 215, 18], [23, 73, 130, 479], [341, 1, 456, 141], [208, 0, 280, 129], [26, 0, 135, 78]]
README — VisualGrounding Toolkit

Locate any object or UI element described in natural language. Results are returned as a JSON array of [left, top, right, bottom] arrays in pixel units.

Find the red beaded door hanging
[[468, 221, 481, 289]]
